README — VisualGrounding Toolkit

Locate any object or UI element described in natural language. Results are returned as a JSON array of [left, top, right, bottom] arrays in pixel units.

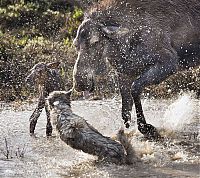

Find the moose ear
[[101, 25, 129, 37], [47, 61, 61, 69]]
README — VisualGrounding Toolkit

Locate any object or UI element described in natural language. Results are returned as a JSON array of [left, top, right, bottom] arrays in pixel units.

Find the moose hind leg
[[119, 74, 134, 128], [29, 99, 45, 135], [131, 62, 177, 140], [45, 104, 52, 136]]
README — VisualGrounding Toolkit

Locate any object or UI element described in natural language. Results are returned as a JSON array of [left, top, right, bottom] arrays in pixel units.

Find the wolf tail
[[117, 129, 138, 164]]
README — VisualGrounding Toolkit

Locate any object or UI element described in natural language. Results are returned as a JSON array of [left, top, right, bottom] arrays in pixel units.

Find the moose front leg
[[29, 97, 45, 135], [45, 103, 52, 136], [131, 60, 177, 140], [119, 74, 134, 128]]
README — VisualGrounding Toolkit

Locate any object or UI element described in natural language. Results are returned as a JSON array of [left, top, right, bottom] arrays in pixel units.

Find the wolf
[[47, 90, 138, 164]]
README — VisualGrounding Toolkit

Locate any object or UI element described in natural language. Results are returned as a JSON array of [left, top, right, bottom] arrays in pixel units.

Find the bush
[[0, 0, 82, 101]]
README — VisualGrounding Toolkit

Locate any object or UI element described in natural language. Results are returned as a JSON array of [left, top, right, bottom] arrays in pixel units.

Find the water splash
[[161, 93, 195, 131]]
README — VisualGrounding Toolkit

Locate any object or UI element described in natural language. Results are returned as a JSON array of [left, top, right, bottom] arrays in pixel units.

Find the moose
[[72, 0, 200, 140], [26, 62, 65, 136]]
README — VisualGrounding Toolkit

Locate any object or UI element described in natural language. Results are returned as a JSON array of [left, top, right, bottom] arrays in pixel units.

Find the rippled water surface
[[0, 94, 199, 177]]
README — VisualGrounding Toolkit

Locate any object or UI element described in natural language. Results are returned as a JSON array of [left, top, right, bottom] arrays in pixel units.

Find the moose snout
[[73, 75, 95, 92]]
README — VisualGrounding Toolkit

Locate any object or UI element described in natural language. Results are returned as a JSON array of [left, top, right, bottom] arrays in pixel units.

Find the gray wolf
[[47, 90, 137, 164]]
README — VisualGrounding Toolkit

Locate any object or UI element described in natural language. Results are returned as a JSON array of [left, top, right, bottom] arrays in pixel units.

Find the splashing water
[[0, 98, 199, 178], [161, 93, 196, 131]]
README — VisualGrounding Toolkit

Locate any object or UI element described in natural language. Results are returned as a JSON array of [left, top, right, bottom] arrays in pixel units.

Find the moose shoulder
[[73, 0, 200, 140]]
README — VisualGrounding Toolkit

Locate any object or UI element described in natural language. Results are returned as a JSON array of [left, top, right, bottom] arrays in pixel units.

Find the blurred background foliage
[[0, 0, 83, 101], [0, 0, 199, 101]]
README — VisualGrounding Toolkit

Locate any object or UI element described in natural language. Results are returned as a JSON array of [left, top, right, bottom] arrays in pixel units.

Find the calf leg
[[45, 104, 52, 136], [131, 60, 177, 140], [119, 74, 134, 128], [29, 98, 45, 135]]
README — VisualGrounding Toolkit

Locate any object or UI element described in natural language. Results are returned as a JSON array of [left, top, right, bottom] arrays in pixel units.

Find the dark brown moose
[[73, 0, 200, 140]]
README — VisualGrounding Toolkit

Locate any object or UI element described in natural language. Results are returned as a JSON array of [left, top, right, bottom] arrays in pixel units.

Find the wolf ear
[[101, 25, 129, 37], [47, 61, 61, 69], [65, 89, 72, 99], [46, 96, 54, 108], [64, 90, 72, 106]]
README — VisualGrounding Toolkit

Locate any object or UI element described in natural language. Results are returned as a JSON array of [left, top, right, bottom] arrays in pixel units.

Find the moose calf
[[26, 62, 65, 136]]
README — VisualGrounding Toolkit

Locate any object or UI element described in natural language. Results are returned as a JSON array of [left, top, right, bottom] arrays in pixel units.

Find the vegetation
[[0, 0, 82, 101], [0, 0, 199, 101], [0, 137, 26, 159]]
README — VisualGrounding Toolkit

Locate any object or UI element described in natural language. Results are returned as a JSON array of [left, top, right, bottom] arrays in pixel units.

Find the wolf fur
[[47, 90, 137, 164]]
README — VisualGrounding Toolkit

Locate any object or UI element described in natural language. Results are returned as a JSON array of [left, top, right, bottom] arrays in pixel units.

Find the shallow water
[[0, 94, 199, 178]]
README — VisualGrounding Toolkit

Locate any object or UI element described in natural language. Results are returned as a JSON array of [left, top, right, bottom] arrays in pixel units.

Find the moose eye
[[80, 28, 88, 38]]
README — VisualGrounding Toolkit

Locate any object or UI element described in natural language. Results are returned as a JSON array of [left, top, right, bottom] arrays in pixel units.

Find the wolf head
[[47, 90, 72, 110]]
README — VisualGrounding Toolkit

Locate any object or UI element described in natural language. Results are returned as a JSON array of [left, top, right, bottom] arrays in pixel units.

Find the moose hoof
[[46, 128, 52, 137], [46, 132, 52, 137], [138, 123, 162, 141], [29, 128, 35, 136], [124, 121, 130, 128], [30, 120, 37, 136], [30, 132, 36, 138], [46, 125, 53, 137]]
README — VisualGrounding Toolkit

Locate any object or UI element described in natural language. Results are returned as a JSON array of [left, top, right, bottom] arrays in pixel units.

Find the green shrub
[[0, 1, 82, 101]]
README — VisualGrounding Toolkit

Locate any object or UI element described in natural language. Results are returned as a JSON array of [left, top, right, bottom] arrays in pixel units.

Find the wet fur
[[47, 91, 137, 164]]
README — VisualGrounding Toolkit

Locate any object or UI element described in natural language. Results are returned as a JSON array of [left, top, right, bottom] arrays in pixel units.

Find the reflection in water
[[0, 94, 199, 177]]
